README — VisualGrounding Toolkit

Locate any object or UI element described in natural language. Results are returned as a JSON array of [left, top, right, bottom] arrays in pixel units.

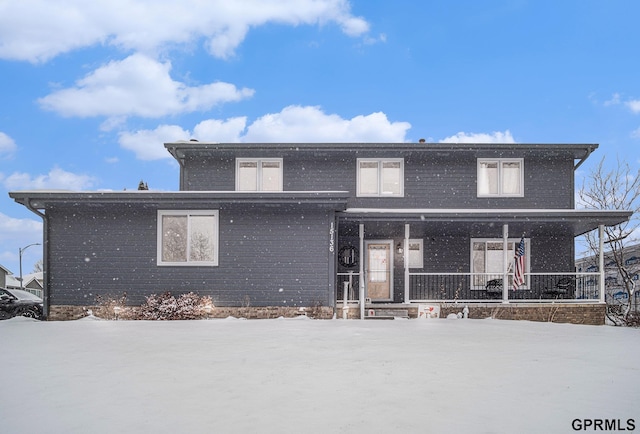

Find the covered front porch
[[334, 208, 631, 320]]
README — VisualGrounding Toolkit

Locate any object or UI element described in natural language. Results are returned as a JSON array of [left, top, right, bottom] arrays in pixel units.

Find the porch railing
[[408, 272, 600, 302], [337, 272, 601, 303], [337, 272, 361, 301]]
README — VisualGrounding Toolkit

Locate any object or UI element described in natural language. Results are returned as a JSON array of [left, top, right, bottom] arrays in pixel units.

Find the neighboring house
[[576, 243, 640, 311], [0, 266, 43, 298], [9, 142, 631, 323], [0, 264, 10, 289], [5, 272, 44, 299]]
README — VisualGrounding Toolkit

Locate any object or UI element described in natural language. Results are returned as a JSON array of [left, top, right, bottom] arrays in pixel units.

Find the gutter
[[574, 145, 596, 171]]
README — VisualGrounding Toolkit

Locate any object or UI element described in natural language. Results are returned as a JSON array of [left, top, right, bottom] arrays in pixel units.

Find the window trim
[[236, 158, 283, 191], [157, 210, 219, 267], [356, 158, 404, 197], [477, 158, 524, 198]]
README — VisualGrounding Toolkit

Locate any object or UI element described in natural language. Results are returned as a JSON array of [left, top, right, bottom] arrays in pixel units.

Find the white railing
[[408, 272, 600, 303]]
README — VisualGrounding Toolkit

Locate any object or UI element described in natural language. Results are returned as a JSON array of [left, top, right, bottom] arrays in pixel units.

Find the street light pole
[[19, 243, 41, 290]]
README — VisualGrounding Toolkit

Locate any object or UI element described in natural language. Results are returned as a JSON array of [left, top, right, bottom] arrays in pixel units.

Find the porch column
[[359, 223, 365, 320], [502, 224, 509, 303], [599, 224, 605, 303], [404, 223, 410, 303]]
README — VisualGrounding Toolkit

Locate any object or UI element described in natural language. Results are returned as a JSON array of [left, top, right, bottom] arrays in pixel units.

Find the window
[[357, 158, 404, 197], [470, 238, 529, 287], [477, 158, 523, 197], [625, 256, 639, 266], [157, 211, 218, 266], [236, 158, 283, 191], [408, 239, 424, 268]]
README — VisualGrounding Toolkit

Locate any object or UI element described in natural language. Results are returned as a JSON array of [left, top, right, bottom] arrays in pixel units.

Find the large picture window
[[236, 158, 283, 191], [470, 238, 529, 287], [477, 158, 523, 197], [157, 211, 218, 266], [357, 158, 404, 197]]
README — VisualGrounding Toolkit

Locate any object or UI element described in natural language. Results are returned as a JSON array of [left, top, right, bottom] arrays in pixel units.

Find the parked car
[[0, 288, 43, 320]]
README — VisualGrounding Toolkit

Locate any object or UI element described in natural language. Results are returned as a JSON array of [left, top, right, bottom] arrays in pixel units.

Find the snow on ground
[[1, 316, 638, 434]]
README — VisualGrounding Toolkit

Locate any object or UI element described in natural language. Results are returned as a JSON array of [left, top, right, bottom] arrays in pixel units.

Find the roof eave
[[9, 190, 351, 211]]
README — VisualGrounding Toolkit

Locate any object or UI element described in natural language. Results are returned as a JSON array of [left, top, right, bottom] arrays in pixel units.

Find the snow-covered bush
[[95, 291, 213, 320], [95, 293, 130, 320], [139, 292, 213, 320]]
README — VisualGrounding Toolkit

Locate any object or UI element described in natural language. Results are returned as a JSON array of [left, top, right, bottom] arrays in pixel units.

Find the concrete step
[[365, 308, 409, 319]]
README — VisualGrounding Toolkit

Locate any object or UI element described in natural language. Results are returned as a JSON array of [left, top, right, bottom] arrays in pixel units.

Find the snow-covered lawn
[[1, 316, 638, 434]]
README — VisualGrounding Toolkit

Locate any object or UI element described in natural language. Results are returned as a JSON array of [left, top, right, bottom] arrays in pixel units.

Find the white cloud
[[604, 93, 621, 106], [118, 118, 247, 160], [626, 100, 640, 114], [242, 105, 411, 142], [439, 130, 516, 144], [0, 212, 42, 243], [37, 54, 254, 119], [119, 125, 192, 161], [119, 106, 412, 160], [2, 167, 96, 191], [0, 132, 17, 159], [631, 127, 640, 139], [193, 118, 248, 142], [337, 15, 370, 37], [0, 0, 370, 63]]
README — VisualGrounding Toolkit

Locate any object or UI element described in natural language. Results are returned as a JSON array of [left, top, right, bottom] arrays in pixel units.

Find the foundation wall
[[49, 303, 605, 325], [48, 305, 334, 321], [341, 303, 606, 325]]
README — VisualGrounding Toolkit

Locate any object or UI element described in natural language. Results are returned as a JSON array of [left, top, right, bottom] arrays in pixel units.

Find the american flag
[[513, 237, 526, 290]]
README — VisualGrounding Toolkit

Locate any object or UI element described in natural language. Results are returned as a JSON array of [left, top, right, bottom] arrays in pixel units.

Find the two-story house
[[10, 142, 631, 323]]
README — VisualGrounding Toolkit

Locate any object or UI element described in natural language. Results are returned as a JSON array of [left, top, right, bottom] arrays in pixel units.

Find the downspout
[[168, 147, 186, 190], [24, 200, 48, 320]]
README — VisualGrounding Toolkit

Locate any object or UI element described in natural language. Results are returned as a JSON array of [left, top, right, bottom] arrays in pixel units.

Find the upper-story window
[[236, 158, 283, 191], [357, 158, 404, 197], [477, 158, 523, 197]]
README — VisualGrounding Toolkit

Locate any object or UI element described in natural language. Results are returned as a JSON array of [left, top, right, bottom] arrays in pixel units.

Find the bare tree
[[190, 232, 213, 261], [578, 156, 640, 325], [32, 259, 43, 273]]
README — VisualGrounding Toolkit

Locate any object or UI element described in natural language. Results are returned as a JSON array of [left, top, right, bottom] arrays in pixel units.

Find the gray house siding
[[46, 204, 336, 308], [181, 152, 575, 210]]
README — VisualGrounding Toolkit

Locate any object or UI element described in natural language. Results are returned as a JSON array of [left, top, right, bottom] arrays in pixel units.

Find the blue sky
[[1, 0, 640, 274]]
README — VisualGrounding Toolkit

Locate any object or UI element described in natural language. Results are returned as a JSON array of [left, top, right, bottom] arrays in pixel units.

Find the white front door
[[365, 240, 393, 301]]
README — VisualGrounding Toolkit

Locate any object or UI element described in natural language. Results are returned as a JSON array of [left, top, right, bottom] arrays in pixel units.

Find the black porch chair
[[485, 279, 503, 298], [543, 277, 575, 298]]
